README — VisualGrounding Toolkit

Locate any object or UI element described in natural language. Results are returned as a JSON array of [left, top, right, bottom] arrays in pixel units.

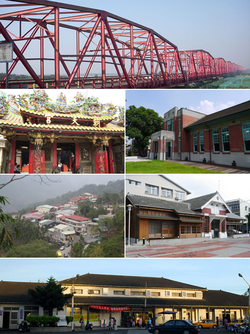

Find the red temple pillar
[[29, 142, 33, 173], [53, 142, 57, 169], [108, 143, 114, 174], [10, 139, 16, 174], [75, 143, 80, 169]]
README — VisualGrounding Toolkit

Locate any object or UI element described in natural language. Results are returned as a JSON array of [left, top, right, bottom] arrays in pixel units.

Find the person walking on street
[[80, 316, 84, 330], [224, 318, 228, 330]]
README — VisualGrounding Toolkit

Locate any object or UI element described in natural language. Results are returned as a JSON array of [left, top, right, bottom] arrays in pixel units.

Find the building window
[[75, 289, 83, 294], [221, 127, 230, 152], [178, 117, 181, 130], [128, 180, 141, 186], [114, 290, 125, 295], [175, 191, 185, 200], [130, 291, 145, 296], [167, 120, 171, 131], [145, 184, 159, 196], [199, 132, 204, 152], [88, 290, 100, 294], [193, 133, 197, 152], [151, 292, 161, 296], [149, 221, 161, 235], [178, 137, 181, 153], [242, 122, 250, 152], [228, 203, 240, 211], [187, 293, 196, 297], [172, 292, 181, 297], [172, 119, 174, 131], [212, 129, 220, 152], [154, 141, 158, 153], [161, 188, 173, 199]]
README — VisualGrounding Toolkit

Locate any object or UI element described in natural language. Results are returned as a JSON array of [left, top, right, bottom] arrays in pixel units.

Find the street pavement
[[126, 237, 250, 258], [0, 328, 227, 334], [125, 157, 250, 174]]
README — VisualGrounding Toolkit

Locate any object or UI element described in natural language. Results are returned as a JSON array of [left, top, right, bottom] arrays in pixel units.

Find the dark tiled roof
[[0, 281, 46, 304], [227, 213, 245, 221], [184, 192, 218, 211], [202, 290, 248, 307], [60, 273, 205, 290], [185, 100, 250, 129], [72, 290, 248, 308], [127, 194, 201, 216]]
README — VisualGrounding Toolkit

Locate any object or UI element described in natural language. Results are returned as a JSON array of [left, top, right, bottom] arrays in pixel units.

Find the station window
[[199, 132, 204, 152], [88, 290, 100, 294], [221, 127, 230, 152], [212, 129, 220, 152], [114, 290, 125, 295], [193, 134, 197, 152], [130, 291, 145, 296], [242, 122, 250, 152]]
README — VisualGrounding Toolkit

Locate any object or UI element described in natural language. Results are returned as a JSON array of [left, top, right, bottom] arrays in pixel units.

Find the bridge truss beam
[[0, 0, 246, 89]]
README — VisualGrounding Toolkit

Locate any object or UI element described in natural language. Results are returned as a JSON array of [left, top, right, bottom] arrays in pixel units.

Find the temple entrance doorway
[[16, 140, 29, 173], [57, 143, 75, 173]]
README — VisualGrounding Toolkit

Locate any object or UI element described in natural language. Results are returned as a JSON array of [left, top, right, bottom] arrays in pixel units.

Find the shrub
[[66, 316, 74, 324], [26, 315, 60, 327]]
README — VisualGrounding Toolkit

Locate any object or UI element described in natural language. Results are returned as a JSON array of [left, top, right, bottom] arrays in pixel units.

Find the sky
[[0, 0, 249, 76], [0, 174, 124, 212], [126, 89, 250, 117], [0, 258, 250, 296]]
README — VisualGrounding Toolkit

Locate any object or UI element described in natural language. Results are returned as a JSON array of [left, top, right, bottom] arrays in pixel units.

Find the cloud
[[190, 100, 235, 115]]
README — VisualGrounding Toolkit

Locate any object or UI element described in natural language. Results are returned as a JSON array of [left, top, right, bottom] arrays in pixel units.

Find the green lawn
[[126, 160, 224, 174]]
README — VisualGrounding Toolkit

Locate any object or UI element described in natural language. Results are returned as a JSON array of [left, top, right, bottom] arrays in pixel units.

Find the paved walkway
[[126, 237, 250, 258], [126, 157, 250, 174]]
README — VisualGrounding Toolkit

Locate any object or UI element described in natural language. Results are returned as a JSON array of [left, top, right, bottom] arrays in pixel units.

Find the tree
[[6, 240, 57, 257], [126, 105, 163, 154], [28, 277, 73, 316], [0, 175, 60, 249], [0, 196, 18, 249]]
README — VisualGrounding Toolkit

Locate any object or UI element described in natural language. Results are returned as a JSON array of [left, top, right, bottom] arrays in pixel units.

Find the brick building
[[150, 101, 250, 168]]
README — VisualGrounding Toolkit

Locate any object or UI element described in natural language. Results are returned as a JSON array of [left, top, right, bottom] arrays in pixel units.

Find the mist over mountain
[[0, 175, 124, 213]]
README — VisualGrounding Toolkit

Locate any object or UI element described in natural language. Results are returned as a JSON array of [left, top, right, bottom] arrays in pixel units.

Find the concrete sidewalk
[[126, 157, 250, 174], [126, 237, 250, 258]]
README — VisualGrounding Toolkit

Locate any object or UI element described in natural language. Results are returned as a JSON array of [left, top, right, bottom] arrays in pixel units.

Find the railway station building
[[0, 273, 248, 330], [149, 100, 250, 169], [126, 175, 245, 244], [0, 91, 124, 174]]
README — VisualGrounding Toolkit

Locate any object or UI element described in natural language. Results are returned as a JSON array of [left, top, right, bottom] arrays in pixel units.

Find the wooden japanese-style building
[[126, 194, 204, 242], [0, 91, 124, 174]]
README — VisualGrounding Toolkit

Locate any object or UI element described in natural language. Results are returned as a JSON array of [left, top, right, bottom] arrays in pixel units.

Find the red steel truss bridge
[[0, 0, 246, 89]]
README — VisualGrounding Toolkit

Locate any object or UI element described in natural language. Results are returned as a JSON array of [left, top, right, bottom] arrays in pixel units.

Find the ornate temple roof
[[0, 91, 125, 133]]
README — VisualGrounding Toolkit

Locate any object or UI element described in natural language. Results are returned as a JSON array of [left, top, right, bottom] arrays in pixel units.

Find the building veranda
[[0, 273, 248, 330], [0, 90, 125, 174]]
